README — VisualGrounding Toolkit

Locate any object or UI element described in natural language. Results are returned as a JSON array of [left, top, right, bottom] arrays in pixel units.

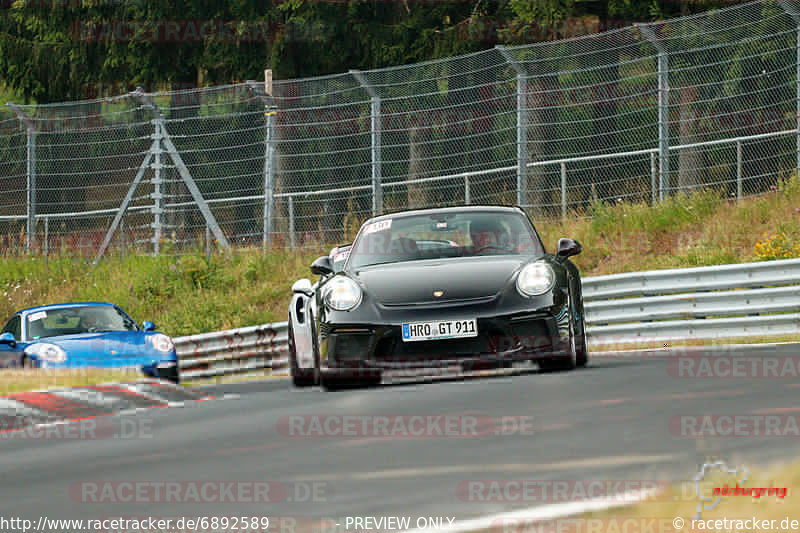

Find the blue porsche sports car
[[0, 302, 179, 383]]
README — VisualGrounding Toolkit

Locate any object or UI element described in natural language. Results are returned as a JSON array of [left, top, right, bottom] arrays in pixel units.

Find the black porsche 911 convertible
[[288, 206, 586, 389]]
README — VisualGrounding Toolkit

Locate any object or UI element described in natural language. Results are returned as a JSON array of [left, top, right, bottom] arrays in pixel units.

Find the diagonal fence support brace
[[93, 148, 155, 264], [134, 88, 230, 252]]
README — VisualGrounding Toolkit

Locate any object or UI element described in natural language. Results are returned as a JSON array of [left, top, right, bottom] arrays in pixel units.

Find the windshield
[[347, 210, 544, 269], [26, 306, 138, 340]]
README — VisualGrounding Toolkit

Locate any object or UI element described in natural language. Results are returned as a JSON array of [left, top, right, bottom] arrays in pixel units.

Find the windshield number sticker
[[29, 311, 47, 322], [363, 220, 392, 235]]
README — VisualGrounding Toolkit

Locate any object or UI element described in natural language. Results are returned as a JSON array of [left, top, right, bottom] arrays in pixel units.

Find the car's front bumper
[[142, 360, 180, 383], [319, 309, 571, 373]]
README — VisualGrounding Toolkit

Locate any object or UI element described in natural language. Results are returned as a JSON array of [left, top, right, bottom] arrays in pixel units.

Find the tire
[[288, 321, 315, 388], [292, 369, 315, 388], [574, 306, 588, 368], [539, 290, 582, 372], [21, 355, 34, 369]]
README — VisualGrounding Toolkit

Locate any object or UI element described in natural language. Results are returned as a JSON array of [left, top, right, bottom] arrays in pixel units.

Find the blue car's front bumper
[[142, 359, 180, 383]]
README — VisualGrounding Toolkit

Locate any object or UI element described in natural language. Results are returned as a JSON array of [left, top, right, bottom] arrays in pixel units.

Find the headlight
[[323, 276, 362, 311], [25, 343, 67, 364], [516, 262, 556, 297], [149, 333, 174, 353]]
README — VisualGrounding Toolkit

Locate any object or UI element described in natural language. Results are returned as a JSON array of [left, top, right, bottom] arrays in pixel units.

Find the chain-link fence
[[0, 0, 798, 257]]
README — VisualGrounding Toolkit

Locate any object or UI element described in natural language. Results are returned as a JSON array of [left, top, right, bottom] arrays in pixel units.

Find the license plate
[[401, 319, 478, 342]]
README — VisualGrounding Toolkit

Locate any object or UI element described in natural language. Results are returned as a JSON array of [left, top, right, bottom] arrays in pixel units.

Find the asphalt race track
[[2, 344, 800, 529]]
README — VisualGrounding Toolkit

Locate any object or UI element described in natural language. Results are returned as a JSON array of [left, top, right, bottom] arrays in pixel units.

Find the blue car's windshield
[[26, 306, 138, 341], [348, 211, 545, 269]]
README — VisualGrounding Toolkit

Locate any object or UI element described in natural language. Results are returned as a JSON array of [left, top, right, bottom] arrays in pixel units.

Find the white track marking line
[[404, 488, 658, 533]]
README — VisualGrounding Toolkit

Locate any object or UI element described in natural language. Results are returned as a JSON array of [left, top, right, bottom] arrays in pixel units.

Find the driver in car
[[79, 309, 110, 332], [469, 218, 511, 253]]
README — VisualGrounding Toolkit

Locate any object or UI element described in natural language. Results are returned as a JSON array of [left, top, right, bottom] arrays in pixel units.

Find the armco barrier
[[583, 257, 800, 346], [174, 323, 289, 380], [173, 258, 800, 379]]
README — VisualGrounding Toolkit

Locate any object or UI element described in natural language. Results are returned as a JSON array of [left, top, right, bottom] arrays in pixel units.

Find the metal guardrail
[[584, 258, 800, 346], [173, 258, 800, 379], [174, 323, 289, 380]]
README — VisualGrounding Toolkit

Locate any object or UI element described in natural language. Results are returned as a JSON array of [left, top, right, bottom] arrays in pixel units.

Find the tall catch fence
[[0, 0, 799, 258]]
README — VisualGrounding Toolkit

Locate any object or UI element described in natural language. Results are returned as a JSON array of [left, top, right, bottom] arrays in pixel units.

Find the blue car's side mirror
[[142, 321, 156, 332], [0, 332, 16, 347]]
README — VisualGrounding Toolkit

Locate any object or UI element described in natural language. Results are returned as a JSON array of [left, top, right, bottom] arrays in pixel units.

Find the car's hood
[[27, 330, 169, 366], [352, 256, 528, 305]]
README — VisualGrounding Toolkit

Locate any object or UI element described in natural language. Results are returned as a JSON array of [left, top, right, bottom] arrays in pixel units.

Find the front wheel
[[289, 321, 315, 388], [574, 310, 588, 368], [540, 290, 586, 372]]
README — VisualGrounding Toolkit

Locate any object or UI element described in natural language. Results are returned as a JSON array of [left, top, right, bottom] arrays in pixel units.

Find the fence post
[[246, 78, 278, 253], [650, 151, 657, 205], [736, 141, 743, 200], [637, 24, 670, 201], [43, 216, 48, 259], [497, 46, 527, 207], [780, 2, 800, 173], [8, 103, 35, 253], [288, 195, 296, 248], [465, 176, 470, 205], [560, 162, 567, 219], [264, 110, 276, 251], [351, 70, 382, 215], [151, 120, 164, 255]]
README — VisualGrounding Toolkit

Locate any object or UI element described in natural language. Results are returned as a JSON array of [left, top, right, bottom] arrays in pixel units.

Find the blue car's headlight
[[24, 343, 67, 364], [149, 333, 174, 353]]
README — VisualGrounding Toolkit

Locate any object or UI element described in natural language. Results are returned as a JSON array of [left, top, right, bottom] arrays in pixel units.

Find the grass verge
[[0, 368, 144, 395], [571, 459, 800, 532]]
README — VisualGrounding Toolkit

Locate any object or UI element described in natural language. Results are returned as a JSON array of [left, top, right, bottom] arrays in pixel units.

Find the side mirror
[[142, 321, 157, 332], [556, 238, 582, 259], [310, 256, 333, 276], [0, 332, 16, 347], [292, 278, 314, 295]]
